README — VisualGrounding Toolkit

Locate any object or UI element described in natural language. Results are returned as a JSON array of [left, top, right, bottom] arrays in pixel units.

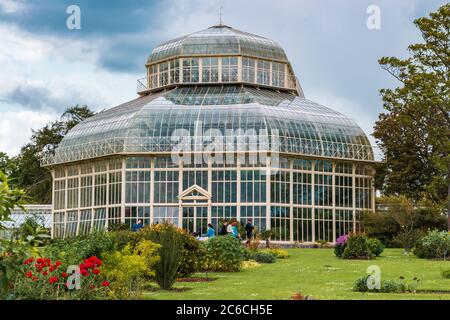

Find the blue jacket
[[204, 227, 215, 238], [132, 223, 143, 232], [231, 225, 239, 238]]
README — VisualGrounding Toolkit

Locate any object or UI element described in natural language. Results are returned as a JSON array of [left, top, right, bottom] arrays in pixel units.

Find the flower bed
[[12, 256, 110, 300]]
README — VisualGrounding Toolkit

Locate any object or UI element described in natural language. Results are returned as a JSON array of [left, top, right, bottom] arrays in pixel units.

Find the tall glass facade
[[46, 24, 376, 243], [51, 156, 374, 242]]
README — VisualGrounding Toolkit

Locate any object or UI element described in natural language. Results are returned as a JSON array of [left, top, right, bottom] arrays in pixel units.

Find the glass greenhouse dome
[[44, 24, 376, 244]]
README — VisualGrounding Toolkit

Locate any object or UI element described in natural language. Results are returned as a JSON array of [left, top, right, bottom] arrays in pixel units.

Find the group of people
[[132, 218, 256, 245], [202, 219, 255, 244]]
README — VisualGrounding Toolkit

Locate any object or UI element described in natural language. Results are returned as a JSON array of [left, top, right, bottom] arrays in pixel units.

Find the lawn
[[143, 248, 450, 300]]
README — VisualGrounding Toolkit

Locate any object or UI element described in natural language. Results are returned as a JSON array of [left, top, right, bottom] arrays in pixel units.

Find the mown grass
[[143, 248, 450, 300]]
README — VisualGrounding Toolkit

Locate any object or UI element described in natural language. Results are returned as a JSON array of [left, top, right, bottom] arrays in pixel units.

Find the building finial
[[219, 6, 223, 25]]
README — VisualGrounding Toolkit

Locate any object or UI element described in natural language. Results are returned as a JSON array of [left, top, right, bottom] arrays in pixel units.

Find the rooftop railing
[[41, 135, 382, 166], [137, 77, 147, 93]]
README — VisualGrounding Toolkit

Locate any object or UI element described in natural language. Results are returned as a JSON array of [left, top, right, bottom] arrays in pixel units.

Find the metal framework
[[45, 24, 377, 243], [42, 86, 374, 166], [51, 155, 374, 243], [0, 205, 52, 239]]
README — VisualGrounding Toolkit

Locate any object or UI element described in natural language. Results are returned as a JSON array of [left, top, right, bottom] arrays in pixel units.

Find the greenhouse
[[43, 24, 375, 244]]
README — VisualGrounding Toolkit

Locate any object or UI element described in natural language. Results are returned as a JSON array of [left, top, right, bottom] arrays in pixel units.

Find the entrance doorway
[[182, 206, 208, 235]]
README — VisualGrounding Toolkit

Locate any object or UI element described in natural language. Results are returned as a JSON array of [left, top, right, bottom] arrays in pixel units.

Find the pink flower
[[336, 234, 349, 245]]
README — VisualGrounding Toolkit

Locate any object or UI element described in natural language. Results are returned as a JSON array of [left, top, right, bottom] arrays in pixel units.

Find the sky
[[0, 0, 447, 157]]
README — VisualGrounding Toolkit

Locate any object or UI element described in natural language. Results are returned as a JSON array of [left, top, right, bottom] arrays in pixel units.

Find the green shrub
[[414, 230, 450, 260], [265, 248, 289, 259], [367, 238, 385, 257], [44, 231, 115, 265], [201, 236, 247, 272], [252, 252, 276, 264], [139, 223, 203, 278], [360, 197, 446, 248], [102, 239, 160, 299], [353, 274, 371, 292], [13, 216, 51, 246], [342, 234, 373, 260], [108, 230, 141, 251], [392, 229, 424, 252], [334, 244, 345, 258], [178, 231, 205, 278], [152, 224, 183, 290], [354, 274, 420, 293], [334, 234, 349, 258], [381, 279, 406, 293], [107, 222, 130, 232], [0, 240, 29, 299], [441, 269, 450, 279]]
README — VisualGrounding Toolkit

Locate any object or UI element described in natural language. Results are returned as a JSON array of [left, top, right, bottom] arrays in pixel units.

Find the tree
[[388, 196, 422, 252], [373, 4, 450, 229], [0, 170, 28, 299], [361, 195, 446, 249], [9, 105, 95, 203], [0, 171, 25, 231], [0, 153, 8, 174]]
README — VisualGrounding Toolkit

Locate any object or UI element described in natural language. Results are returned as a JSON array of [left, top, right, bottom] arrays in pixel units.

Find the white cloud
[[0, 107, 58, 156], [0, 0, 27, 14], [0, 0, 446, 157], [0, 22, 139, 155]]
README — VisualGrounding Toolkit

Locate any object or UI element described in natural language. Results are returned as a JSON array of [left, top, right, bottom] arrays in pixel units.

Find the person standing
[[245, 218, 255, 245], [227, 221, 234, 236], [203, 223, 215, 238], [219, 221, 228, 236], [132, 219, 144, 232], [231, 221, 240, 239]]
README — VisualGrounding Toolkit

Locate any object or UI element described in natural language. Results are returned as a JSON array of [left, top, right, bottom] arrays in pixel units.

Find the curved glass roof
[[44, 86, 374, 165], [148, 25, 288, 64]]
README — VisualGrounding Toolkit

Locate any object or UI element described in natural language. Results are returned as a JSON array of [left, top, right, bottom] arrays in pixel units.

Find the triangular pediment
[[178, 184, 210, 201]]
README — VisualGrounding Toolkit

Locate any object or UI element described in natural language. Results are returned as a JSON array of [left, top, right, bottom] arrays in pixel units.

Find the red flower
[[32, 277, 38, 282], [37, 258, 45, 264], [25, 271, 33, 278], [61, 272, 68, 278], [101, 281, 110, 287], [89, 285, 95, 289], [42, 271, 48, 276], [49, 266, 56, 272], [23, 257, 34, 265], [49, 276, 58, 284], [84, 256, 102, 268], [93, 268, 100, 275], [55, 261, 62, 267]]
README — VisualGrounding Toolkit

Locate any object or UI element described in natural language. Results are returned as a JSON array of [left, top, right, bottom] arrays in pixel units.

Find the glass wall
[[52, 156, 374, 243], [143, 55, 297, 92], [52, 159, 122, 238]]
